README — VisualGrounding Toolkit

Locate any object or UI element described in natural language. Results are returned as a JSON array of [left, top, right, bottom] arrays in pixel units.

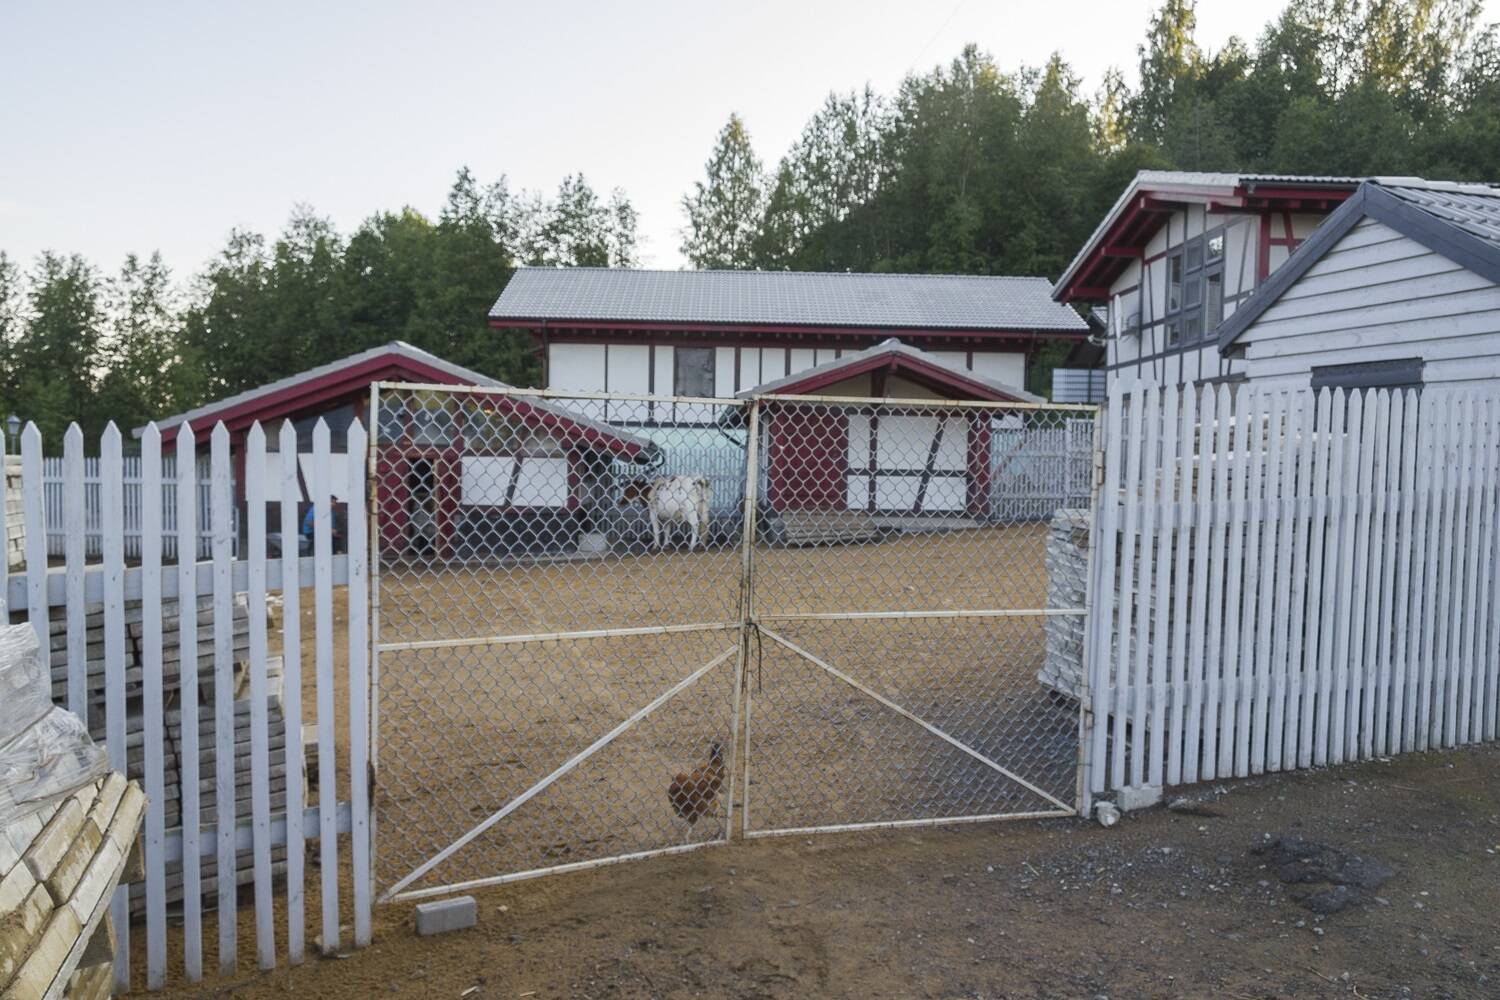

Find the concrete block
[[42, 819, 102, 908], [21, 798, 84, 884], [0, 884, 53, 983], [415, 896, 477, 936], [7, 904, 82, 1000], [1117, 784, 1164, 812], [0, 860, 38, 913]]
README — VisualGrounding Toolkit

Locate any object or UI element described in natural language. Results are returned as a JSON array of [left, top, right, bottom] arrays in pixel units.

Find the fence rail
[[40, 453, 235, 560], [1085, 384, 1500, 805], [1, 418, 370, 991]]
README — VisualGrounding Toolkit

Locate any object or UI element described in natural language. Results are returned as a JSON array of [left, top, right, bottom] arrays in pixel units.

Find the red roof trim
[[489, 318, 1078, 338], [175, 355, 481, 442]]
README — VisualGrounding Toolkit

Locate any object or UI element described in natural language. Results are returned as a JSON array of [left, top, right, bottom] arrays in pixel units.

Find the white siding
[[606, 344, 650, 420], [653, 345, 674, 395], [1239, 219, 1500, 390], [547, 343, 606, 392], [970, 351, 1026, 389], [714, 346, 737, 398]]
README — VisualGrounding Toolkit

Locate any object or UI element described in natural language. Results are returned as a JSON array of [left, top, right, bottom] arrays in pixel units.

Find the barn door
[[764, 404, 848, 511]]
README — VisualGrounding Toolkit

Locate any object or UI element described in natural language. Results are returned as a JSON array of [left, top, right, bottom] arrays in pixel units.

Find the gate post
[[367, 382, 382, 899], [727, 398, 762, 839], [1077, 398, 1107, 818]]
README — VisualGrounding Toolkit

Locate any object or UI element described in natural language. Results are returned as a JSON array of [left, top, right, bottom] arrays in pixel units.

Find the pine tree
[[680, 114, 766, 269]]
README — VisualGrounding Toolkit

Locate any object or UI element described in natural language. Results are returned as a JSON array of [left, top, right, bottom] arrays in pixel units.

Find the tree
[[527, 174, 638, 267], [12, 253, 106, 438], [680, 114, 766, 268], [1132, 0, 1203, 144], [97, 253, 201, 432]]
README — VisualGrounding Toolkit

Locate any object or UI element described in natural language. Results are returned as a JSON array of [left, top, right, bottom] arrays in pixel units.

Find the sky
[[1, 0, 1494, 280]]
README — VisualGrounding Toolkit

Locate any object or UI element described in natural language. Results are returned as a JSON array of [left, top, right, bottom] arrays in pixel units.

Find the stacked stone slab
[[23, 597, 306, 917], [1039, 508, 1092, 700], [1, 774, 145, 999], [3, 456, 21, 572]]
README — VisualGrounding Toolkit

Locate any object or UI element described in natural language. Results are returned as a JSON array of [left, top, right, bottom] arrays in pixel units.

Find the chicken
[[668, 742, 725, 839]]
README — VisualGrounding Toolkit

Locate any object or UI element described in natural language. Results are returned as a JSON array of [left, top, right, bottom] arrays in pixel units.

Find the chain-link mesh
[[372, 385, 1095, 898]]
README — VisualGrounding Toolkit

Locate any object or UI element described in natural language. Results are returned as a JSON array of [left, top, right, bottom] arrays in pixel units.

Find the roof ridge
[[511, 266, 1051, 282]]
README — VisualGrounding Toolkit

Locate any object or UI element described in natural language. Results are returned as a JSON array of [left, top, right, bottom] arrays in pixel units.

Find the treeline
[[4, 0, 1498, 440], [680, 0, 1500, 277]]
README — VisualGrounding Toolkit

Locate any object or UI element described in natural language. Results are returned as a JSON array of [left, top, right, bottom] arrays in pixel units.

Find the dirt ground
[[362, 527, 1073, 892], [148, 741, 1500, 1000]]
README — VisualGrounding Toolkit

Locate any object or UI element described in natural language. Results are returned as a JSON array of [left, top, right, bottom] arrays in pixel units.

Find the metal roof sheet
[[490, 267, 1088, 333], [1379, 179, 1500, 253]]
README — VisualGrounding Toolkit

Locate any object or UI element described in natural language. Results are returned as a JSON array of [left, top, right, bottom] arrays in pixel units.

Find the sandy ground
[[362, 527, 1072, 893], [143, 741, 1500, 999]]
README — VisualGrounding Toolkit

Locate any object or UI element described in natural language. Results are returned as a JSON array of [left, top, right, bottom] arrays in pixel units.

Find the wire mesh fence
[[371, 384, 1096, 900]]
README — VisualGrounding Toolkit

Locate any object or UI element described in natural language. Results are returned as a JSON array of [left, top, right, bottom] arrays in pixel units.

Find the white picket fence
[[39, 451, 233, 561], [0, 418, 370, 992], [1084, 383, 1500, 804]]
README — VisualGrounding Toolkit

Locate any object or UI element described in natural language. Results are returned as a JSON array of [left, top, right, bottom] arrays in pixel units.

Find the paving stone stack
[[20, 596, 306, 917], [3, 456, 21, 571], [0, 775, 145, 1000], [1039, 508, 1092, 700]]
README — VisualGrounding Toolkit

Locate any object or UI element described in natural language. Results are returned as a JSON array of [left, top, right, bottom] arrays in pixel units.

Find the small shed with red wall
[[741, 339, 1042, 520], [136, 341, 654, 556]]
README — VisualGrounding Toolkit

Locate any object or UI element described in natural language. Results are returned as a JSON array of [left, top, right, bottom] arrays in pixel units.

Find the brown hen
[[668, 742, 725, 836]]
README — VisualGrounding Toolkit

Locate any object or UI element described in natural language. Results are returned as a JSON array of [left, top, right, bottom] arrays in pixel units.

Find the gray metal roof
[[491, 267, 1088, 333], [1379, 179, 1500, 253], [1217, 177, 1500, 350]]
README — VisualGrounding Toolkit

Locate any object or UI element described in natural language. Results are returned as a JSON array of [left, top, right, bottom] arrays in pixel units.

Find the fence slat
[[313, 419, 341, 953], [63, 425, 87, 722], [1458, 396, 1485, 744], [1131, 386, 1161, 789], [1224, 388, 1257, 777], [1147, 384, 1176, 788], [176, 423, 204, 982], [212, 423, 237, 975], [1374, 392, 1405, 757], [1267, 390, 1299, 773], [280, 420, 307, 963], [1111, 387, 1146, 791], [347, 419, 372, 947], [1482, 400, 1500, 743], [1347, 390, 1378, 761], [1251, 390, 1285, 774], [100, 424, 130, 992], [1166, 385, 1196, 786], [1183, 385, 1213, 785], [1414, 393, 1443, 751], [21, 424, 48, 650], [141, 426, 168, 989], [1391, 392, 1420, 754], [1088, 383, 1125, 797], [1434, 396, 1463, 748], [246, 424, 276, 969], [1303, 390, 1336, 766], [1201, 386, 1233, 781], [1281, 390, 1315, 769]]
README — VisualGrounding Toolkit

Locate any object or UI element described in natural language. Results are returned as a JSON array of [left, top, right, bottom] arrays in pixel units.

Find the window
[[674, 347, 716, 397], [1160, 229, 1226, 349], [1311, 357, 1425, 393]]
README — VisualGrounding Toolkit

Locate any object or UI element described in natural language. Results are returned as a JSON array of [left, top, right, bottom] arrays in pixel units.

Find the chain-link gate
[[370, 383, 1097, 901]]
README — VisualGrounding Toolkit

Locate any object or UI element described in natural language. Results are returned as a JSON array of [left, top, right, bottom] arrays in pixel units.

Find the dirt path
[[152, 743, 1500, 999]]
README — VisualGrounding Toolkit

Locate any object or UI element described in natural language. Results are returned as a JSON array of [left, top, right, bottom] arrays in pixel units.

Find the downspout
[[540, 320, 550, 388]]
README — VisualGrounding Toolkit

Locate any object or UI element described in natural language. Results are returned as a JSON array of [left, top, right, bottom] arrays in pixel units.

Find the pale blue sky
[[2, 1, 1492, 279]]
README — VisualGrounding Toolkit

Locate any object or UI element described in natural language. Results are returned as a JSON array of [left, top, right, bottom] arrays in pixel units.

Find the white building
[[488, 267, 1088, 410], [1215, 178, 1500, 390], [1052, 171, 1361, 388]]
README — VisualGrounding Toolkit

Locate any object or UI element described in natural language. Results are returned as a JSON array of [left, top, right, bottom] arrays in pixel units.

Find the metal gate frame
[[368, 384, 1099, 903]]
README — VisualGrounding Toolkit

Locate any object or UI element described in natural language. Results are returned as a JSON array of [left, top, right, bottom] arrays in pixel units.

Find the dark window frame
[[1163, 228, 1226, 349], [673, 346, 717, 397], [1311, 357, 1426, 393]]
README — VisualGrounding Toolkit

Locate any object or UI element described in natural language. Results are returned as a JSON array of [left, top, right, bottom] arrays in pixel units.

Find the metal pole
[[367, 382, 382, 898], [727, 399, 761, 839], [1077, 399, 1108, 818]]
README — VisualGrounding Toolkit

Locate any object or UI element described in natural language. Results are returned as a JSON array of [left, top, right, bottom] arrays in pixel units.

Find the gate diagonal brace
[[380, 644, 739, 902], [756, 627, 1073, 814]]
